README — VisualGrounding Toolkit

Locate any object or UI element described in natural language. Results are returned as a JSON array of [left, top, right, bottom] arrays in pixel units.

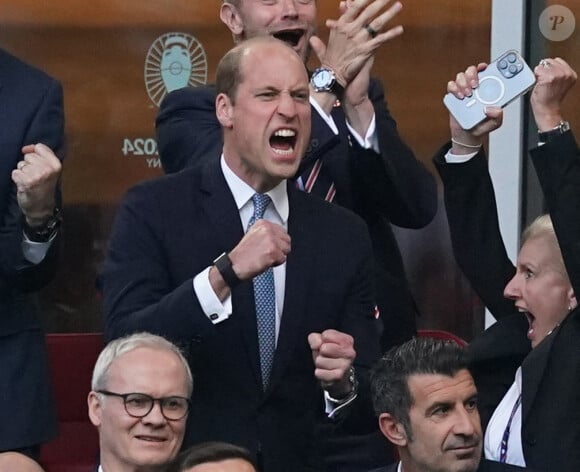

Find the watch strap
[[538, 120, 570, 143], [23, 207, 62, 243], [325, 366, 358, 403], [331, 79, 345, 101], [213, 252, 242, 288]]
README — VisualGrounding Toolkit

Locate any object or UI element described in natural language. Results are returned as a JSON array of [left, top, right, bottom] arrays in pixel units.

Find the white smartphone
[[443, 50, 536, 130]]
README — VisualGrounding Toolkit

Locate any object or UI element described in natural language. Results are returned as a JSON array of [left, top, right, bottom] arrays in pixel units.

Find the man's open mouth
[[272, 29, 304, 48], [270, 129, 297, 155]]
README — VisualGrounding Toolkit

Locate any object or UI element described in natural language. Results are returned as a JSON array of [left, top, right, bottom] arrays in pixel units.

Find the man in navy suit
[[0, 48, 64, 457], [102, 37, 380, 472], [156, 0, 437, 353], [370, 338, 482, 472]]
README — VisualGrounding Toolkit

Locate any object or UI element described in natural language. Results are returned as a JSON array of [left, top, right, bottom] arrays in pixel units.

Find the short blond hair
[[521, 214, 567, 277]]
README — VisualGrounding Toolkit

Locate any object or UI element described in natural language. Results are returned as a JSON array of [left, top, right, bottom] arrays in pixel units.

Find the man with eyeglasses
[[87, 332, 193, 472]]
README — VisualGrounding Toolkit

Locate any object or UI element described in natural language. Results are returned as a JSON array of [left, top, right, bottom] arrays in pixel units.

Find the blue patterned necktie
[[247, 193, 276, 390]]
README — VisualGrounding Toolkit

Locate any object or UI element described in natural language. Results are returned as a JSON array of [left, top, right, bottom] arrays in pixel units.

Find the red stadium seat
[[417, 329, 468, 347], [40, 333, 103, 472]]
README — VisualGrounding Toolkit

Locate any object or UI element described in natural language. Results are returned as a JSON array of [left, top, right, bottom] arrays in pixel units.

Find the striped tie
[[299, 159, 336, 202]]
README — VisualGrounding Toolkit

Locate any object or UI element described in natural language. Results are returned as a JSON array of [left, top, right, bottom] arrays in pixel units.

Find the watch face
[[560, 121, 571, 133], [312, 68, 334, 90]]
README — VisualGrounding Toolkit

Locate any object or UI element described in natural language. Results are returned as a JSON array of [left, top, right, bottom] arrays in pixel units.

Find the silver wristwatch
[[310, 67, 345, 99], [538, 120, 570, 143]]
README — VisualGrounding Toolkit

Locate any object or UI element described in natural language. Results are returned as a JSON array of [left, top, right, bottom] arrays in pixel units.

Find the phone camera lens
[[498, 60, 508, 70], [508, 64, 518, 74], [507, 53, 517, 63]]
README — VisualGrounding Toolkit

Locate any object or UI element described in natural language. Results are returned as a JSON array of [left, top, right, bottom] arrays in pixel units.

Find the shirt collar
[[220, 155, 289, 224]]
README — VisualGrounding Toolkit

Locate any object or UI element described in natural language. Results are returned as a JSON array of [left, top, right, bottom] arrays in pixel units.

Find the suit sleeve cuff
[[444, 149, 479, 163], [22, 232, 56, 265], [193, 267, 232, 324], [346, 114, 379, 153], [310, 95, 339, 135], [325, 390, 358, 418]]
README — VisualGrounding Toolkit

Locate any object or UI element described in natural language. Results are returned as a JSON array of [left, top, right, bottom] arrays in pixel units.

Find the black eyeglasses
[[97, 390, 190, 421]]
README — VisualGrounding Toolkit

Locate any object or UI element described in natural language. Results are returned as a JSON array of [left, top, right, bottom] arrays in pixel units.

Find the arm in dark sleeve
[[433, 145, 516, 319], [101, 186, 217, 343], [334, 216, 381, 431], [349, 78, 437, 228], [0, 77, 64, 291], [531, 130, 580, 293], [155, 86, 222, 174]]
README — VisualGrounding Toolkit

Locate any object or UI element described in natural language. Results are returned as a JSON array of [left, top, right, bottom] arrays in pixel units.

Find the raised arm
[[528, 58, 580, 293], [434, 63, 515, 319]]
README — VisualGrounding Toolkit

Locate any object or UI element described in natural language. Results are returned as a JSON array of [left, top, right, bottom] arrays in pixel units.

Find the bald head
[[0, 453, 46, 472], [215, 36, 306, 104]]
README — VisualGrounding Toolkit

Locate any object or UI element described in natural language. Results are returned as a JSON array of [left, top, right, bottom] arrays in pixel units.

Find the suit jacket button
[[209, 313, 219, 321]]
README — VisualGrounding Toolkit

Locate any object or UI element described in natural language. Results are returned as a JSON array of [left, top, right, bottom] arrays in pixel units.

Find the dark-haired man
[[371, 338, 482, 472], [165, 442, 257, 472]]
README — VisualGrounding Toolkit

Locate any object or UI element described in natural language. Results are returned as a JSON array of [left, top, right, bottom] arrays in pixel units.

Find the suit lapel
[[521, 325, 559, 420], [199, 158, 244, 250], [267, 185, 313, 392], [199, 159, 262, 388], [298, 102, 341, 174]]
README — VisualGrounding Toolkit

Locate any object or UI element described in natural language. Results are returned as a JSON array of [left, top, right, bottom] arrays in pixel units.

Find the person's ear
[[216, 93, 234, 128], [379, 413, 409, 447], [87, 391, 103, 427], [220, 2, 244, 37]]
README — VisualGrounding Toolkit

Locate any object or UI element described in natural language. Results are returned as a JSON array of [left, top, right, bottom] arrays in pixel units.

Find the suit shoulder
[[0, 48, 60, 89], [160, 84, 216, 108], [294, 190, 368, 232], [124, 166, 201, 204], [368, 76, 384, 94]]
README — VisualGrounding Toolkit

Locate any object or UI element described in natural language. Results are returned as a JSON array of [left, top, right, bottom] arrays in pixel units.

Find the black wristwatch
[[538, 120, 570, 143], [213, 252, 242, 288], [310, 67, 345, 100], [23, 207, 62, 243]]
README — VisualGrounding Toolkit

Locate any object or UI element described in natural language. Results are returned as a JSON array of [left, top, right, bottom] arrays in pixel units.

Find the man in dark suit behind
[[370, 338, 482, 472], [102, 37, 381, 472], [0, 48, 64, 457], [156, 0, 437, 353]]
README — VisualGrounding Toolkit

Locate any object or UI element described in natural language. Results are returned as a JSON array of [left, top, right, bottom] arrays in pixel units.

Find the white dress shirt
[[485, 367, 526, 466], [193, 156, 288, 339], [193, 157, 355, 415], [22, 234, 54, 265], [309, 95, 379, 152]]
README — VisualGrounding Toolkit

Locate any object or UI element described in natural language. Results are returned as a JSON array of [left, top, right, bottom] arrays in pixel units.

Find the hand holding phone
[[443, 50, 536, 130]]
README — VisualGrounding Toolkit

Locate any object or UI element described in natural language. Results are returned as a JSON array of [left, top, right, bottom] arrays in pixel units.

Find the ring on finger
[[539, 59, 550, 69], [17, 161, 27, 170], [364, 24, 378, 39]]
